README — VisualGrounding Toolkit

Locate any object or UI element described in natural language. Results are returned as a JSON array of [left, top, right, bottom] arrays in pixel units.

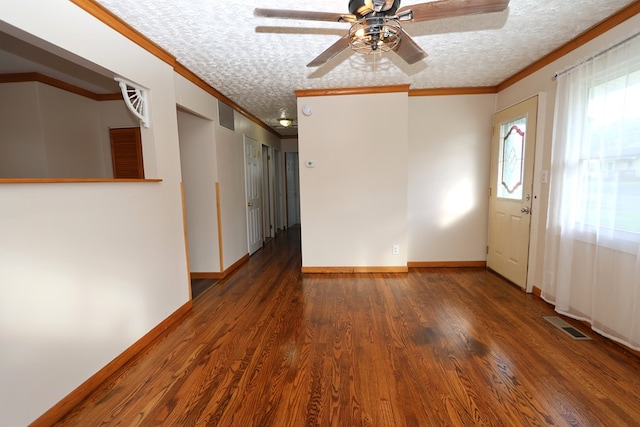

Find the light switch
[[305, 160, 316, 168]]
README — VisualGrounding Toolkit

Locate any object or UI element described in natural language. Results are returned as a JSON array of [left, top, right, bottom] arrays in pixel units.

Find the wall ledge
[[0, 178, 162, 184]]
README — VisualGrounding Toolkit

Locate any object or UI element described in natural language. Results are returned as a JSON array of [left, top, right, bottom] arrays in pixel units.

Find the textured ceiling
[[4, 1, 637, 135]]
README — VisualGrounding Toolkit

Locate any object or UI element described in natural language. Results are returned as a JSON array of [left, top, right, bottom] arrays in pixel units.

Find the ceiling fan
[[255, 0, 510, 67]]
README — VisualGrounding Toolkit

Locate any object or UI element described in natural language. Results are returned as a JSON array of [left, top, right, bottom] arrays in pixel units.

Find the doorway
[[262, 145, 274, 240], [487, 96, 538, 289], [274, 148, 285, 232], [285, 152, 300, 227], [244, 135, 263, 255]]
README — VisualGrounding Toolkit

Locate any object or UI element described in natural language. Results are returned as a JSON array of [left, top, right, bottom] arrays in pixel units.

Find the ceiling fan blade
[[307, 34, 350, 67], [254, 8, 356, 23], [398, 0, 509, 22], [395, 30, 428, 64]]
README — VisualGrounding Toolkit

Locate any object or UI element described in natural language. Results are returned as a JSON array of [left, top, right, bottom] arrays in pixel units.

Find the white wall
[[0, 1, 189, 425], [281, 138, 299, 152], [177, 109, 220, 273], [0, 81, 136, 178], [215, 125, 249, 268], [297, 92, 409, 268], [0, 82, 46, 177], [496, 12, 640, 289], [39, 83, 106, 177], [407, 94, 496, 262]]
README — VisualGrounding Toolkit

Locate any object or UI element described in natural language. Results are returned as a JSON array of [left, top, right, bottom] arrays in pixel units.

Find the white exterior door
[[487, 96, 538, 289], [244, 136, 263, 255]]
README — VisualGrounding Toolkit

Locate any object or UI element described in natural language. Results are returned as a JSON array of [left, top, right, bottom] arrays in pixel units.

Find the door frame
[[243, 135, 263, 255], [261, 144, 275, 240], [488, 95, 538, 291], [490, 93, 546, 293], [524, 92, 546, 294]]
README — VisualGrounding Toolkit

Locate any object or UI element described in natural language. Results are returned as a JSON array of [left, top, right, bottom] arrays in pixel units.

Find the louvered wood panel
[[110, 127, 144, 179]]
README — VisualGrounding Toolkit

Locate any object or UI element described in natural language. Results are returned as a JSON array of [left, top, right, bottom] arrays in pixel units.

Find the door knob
[[248, 202, 253, 207], [521, 206, 531, 214]]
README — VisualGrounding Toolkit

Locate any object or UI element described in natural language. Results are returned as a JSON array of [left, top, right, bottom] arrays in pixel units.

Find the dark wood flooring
[[55, 227, 640, 426]]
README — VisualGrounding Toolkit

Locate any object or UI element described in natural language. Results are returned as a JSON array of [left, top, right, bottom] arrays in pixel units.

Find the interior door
[[487, 96, 538, 289], [244, 136, 263, 255]]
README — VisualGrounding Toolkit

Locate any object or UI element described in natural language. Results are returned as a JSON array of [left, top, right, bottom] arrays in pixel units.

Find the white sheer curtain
[[543, 33, 640, 350]]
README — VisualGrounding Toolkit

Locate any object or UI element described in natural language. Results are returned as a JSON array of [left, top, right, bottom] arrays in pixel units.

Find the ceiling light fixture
[[348, 16, 402, 55], [279, 118, 293, 127]]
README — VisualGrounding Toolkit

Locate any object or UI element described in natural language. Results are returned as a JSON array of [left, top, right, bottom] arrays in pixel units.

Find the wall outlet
[[392, 244, 400, 255]]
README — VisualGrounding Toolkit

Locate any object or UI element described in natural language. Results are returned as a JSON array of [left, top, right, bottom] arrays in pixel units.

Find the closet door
[[110, 127, 144, 179]]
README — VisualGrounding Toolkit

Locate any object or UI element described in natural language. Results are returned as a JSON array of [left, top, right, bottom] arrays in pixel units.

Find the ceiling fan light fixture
[[279, 118, 293, 127], [348, 17, 401, 54]]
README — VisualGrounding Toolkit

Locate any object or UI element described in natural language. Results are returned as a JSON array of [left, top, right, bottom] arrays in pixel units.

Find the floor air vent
[[544, 316, 592, 340]]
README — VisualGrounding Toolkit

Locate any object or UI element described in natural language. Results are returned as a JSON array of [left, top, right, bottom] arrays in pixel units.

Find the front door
[[487, 96, 538, 289], [244, 136, 263, 255]]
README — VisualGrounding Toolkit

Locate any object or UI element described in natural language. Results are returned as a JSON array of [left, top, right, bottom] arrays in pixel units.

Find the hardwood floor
[[56, 227, 640, 426], [191, 278, 217, 299]]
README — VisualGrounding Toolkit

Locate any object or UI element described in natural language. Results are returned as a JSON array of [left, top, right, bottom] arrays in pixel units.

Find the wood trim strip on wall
[[215, 182, 225, 271], [301, 266, 409, 274], [180, 182, 193, 300], [190, 254, 250, 280], [222, 254, 250, 277], [0, 72, 121, 101], [296, 84, 411, 98], [0, 178, 162, 184], [190, 272, 224, 280], [497, 0, 640, 91], [409, 87, 498, 96], [29, 301, 192, 427], [407, 261, 487, 268]]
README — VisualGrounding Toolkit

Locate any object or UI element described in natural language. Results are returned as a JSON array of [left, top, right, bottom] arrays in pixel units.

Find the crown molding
[[409, 86, 498, 96], [0, 72, 121, 101], [296, 84, 411, 98], [497, 0, 640, 91], [70, 0, 281, 138]]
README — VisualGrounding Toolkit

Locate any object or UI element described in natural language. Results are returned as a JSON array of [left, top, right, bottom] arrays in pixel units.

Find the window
[[543, 33, 640, 351], [497, 117, 527, 200], [577, 69, 640, 235]]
